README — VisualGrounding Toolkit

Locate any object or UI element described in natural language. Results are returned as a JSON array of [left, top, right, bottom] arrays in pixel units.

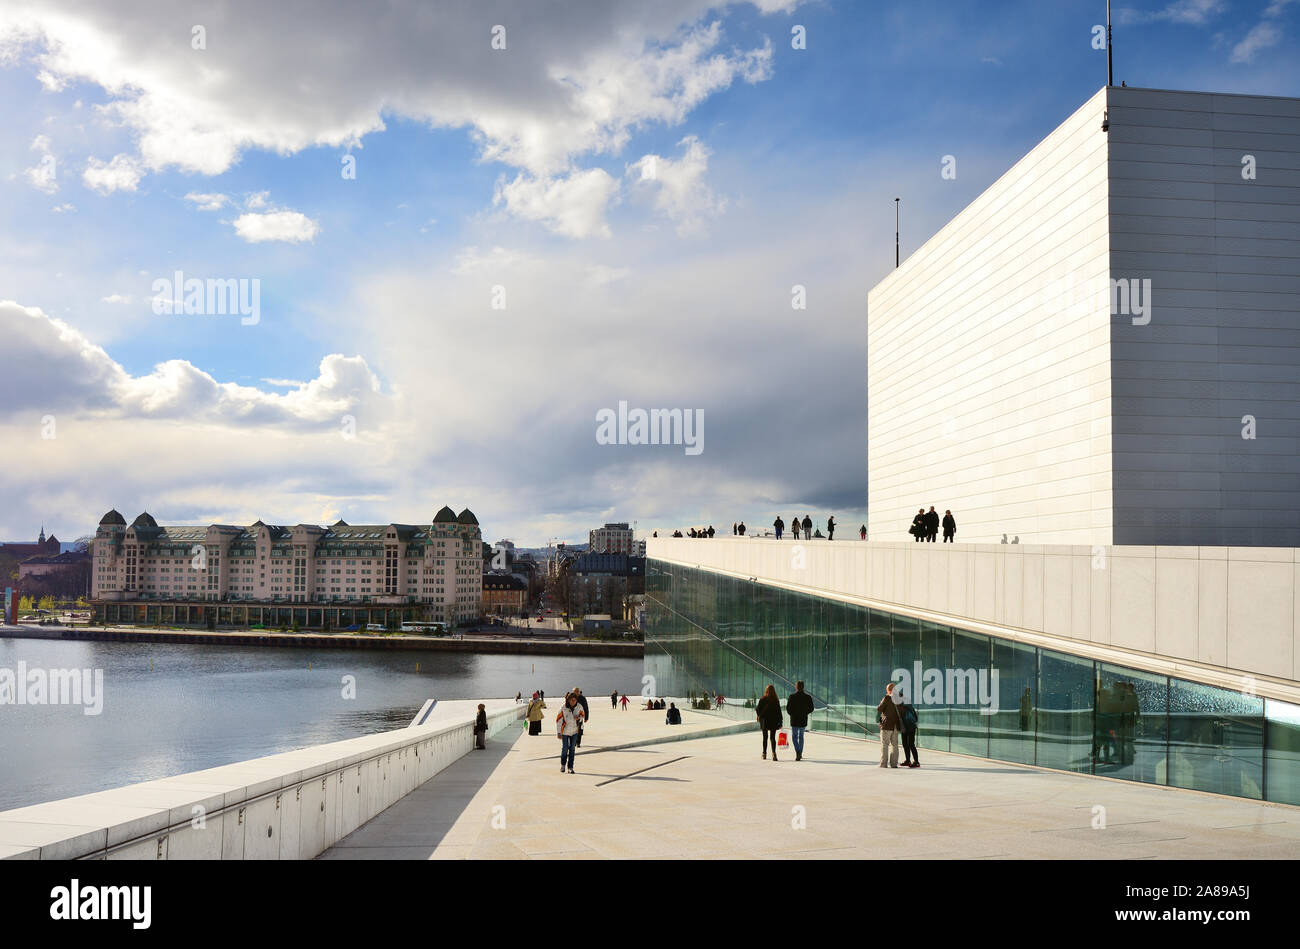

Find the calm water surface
[[0, 637, 643, 810]]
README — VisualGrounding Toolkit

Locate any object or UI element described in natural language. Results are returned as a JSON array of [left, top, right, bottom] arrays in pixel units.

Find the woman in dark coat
[[755, 684, 784, 761], [474, 703, 488, 749]]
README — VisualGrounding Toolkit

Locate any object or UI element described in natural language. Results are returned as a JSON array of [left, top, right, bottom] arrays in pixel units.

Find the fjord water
[[0, 636, 642, 810]]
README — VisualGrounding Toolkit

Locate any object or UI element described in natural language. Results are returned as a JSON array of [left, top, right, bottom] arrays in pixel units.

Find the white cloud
[[628, 135, 724, 236], [494, 169, 619, 239], [51, 202, 75, 212], [1117, 0, 1226, 24], [233, 210, 320, 243], [23, 134, 57, 193], [0, 2, 780, 186], [1232, 21, 1282, 61], [184, 191, 229, 211], [244, 190, 269, 209], [0, 300, 383, 427], [82, 153, 142, 194], [101, 293, 132, 304]]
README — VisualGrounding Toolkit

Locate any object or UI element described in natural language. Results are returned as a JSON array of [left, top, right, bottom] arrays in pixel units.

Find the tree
[[38, 595, 56, 612]]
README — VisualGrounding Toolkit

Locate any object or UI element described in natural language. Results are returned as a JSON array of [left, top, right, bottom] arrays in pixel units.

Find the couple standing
[[754, 681, 815, 761], [877, 682, 920, 768]]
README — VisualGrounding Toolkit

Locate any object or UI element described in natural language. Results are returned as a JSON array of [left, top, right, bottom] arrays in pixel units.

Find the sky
[[1, 0, 1298, 547]]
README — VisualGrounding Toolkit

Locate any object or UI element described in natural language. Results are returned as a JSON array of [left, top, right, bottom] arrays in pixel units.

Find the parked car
[[365, 623, 385, 632]]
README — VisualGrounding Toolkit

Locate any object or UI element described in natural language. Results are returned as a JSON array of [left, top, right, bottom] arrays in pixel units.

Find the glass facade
[[646, 560, 1300, 806]]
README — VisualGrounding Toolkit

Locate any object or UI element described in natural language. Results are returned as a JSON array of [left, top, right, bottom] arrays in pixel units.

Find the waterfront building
[[92, 505, 483, 628], [648, 86, 1300, 807]]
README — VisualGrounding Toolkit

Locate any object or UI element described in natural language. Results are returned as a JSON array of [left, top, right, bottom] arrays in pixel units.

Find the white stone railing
[[0, 699, 524, 860]]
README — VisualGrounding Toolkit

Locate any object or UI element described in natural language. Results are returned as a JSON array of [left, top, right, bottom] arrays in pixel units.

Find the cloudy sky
[[2, 0, 1298, 546]]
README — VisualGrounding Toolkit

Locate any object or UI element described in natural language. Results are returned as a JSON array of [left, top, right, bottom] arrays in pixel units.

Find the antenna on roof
[[1106, 0, 1113, 87], [894, 197, 900, 269]]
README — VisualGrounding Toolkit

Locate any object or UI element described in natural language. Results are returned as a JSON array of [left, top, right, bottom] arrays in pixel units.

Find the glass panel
[[1037, 649, 1094, 774], [1168, 678, 1263, 800], [1265, 699, 1300, 806], [990, 639, 1037, 765], [866, 610, 893, 737], [950, 629, 990, 757], [1096, 664, 1168, 784], [918, 622, 950, 752]]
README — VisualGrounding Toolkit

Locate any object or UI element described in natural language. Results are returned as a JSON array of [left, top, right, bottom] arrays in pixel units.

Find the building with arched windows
[[91, 505, 483, 629]]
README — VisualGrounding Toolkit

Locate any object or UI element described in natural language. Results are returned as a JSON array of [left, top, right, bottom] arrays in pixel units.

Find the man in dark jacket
[[877, 682, 904, 768], [924, 506, 940, 542], [942, 510, 956, 542], [801, 514, 812, 539], [773, 515, 784, 540], [665, 702, 682, 725], [573, 687, 590, 747], [785, 680, 815, 761], [898, 688, 920, 767]]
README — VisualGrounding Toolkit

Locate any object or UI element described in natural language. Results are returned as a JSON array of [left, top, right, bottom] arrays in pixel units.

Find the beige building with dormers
[[92, 505, 484, 629]]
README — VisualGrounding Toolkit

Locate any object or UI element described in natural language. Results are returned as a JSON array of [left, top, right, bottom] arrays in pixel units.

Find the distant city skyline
[[2, 0, 1298, 547]]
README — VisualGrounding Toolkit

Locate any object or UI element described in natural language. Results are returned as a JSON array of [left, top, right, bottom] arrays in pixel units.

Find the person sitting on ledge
[[666, 702, 682, 725]]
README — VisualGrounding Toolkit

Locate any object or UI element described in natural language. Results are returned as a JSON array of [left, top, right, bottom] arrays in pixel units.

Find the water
[[0, 636, 643, 810]]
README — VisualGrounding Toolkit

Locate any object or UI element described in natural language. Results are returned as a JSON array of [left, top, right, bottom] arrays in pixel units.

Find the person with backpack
[[785, 680, 814, 761], [556, 691, 584, 773], [898, 688, 920, 768], [876, 682, 904, 768], [756, 684, 784, 761]]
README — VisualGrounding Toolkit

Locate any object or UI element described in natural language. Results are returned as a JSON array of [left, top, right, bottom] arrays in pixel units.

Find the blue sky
[[2, 0, 1298, 545]]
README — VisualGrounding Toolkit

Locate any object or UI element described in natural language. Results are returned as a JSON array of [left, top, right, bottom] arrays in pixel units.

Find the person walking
[[897, 689, 920, 767], [611, 689, 618, 709], [826, 516, 835, 541], [557, 692, 584, 773], [791, 517, 800, 541], [474, 703, 488, 750], [924, 506, 940, 542], [785, 680, 814, 761], [526, 692, 547, 736], [619, 693, 629, 710], [774, 515, 784, 540], [801, 514, 812, 540], [877, 682, 904, 768], [573, 686, 590, 749], [756, 684, 783, 760], [942, 510, 956, 543], [859, 524, 867, 540], [911, 508, 926, 541]]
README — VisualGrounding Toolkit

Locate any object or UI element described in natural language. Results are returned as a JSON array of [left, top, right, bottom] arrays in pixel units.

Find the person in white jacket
[[557, 691, 585, 774]]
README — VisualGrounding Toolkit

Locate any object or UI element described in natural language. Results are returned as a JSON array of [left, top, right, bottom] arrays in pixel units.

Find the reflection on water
[[0, 637, 642, 810]]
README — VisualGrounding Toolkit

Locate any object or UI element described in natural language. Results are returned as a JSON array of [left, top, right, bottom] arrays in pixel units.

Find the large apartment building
[[92, 504, 483, 628], [589, 522, 635, 555]]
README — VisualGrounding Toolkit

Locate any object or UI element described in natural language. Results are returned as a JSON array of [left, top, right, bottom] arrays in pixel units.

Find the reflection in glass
[[1096, 664, 1167, 784], [1168, 678, 1263, 800]]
